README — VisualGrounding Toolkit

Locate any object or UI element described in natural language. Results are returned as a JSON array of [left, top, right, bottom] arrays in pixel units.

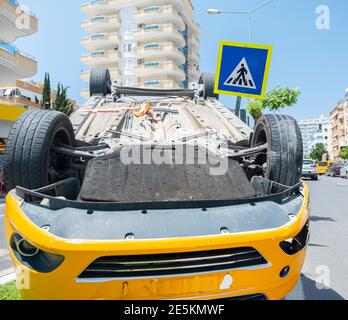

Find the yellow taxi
[[317, 160, 334, 175]]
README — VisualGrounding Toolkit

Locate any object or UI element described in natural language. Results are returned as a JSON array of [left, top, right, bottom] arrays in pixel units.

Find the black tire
[[252, 114, 303, 188], [89, 68, 112, 97], [4, 110, 75, 191], [199, 73, 219, 100]]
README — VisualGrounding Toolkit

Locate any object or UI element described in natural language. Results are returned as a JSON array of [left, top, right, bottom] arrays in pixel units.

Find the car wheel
[[89, 68, 112, 97], [252, 114, 303, 190], [4, 110, 75, 191], [199, 73, 219, 100]]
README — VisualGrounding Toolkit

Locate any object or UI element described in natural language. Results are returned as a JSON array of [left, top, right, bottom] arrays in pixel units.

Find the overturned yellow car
[[4, 70, 309, 300]]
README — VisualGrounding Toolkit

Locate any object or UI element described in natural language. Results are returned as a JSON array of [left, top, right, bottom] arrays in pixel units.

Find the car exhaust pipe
[[16, 238, 39, 257]]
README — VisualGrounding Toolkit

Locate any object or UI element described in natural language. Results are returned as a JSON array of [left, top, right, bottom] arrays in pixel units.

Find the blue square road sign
[[214, 41, 273, 99]]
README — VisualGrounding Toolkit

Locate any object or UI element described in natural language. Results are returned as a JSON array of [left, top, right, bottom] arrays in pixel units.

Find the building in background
[[0, 0, 38, 83], [299, 116, 331, 158], [0, 80, 77, 139], [330, 91, 348, 160], [80, 0, 201, 99], [0, 0, 38, 140]]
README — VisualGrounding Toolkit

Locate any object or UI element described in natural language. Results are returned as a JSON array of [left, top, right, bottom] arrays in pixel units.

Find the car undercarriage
[[3, 69, 309, 300]]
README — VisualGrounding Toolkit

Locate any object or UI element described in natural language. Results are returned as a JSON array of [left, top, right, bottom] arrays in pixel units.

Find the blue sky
[[15, 0, 348, 121]]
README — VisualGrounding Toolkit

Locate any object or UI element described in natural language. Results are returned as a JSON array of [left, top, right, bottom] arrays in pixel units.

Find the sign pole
[[235, 14, 253, 119], [208, 1, 274, 120]]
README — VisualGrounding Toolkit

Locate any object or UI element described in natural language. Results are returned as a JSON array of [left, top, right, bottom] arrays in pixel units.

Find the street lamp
[[207, 9, 221, 15], [208, 1, 275, 118], [207, 0, 274, 43]]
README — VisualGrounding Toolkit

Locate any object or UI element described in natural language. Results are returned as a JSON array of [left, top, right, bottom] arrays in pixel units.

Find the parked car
[[340, 162, 348, 178], [326, 162, 344, 177], [302, 159, 319, 180], [317, 160, 334, 175]]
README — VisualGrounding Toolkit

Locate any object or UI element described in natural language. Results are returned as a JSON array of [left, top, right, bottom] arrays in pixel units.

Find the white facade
[[299, 115, 332, 158], [80, 0, 201, 98], [0, 0, 37, 83]]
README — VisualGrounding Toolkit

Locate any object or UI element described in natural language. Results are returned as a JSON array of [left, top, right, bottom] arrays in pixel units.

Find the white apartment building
[[80, 0, 201, 99], [299, 116, 332, 158], [0, 0, 37, 83], [0, 0, 38, 139]]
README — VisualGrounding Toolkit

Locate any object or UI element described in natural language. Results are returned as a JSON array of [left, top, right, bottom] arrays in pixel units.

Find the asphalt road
[[0, 175, 347, 300], [287, 175, 348, 300]]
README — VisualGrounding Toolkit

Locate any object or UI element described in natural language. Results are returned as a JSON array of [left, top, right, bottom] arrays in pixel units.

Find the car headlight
[[10, 234, 65, 273]]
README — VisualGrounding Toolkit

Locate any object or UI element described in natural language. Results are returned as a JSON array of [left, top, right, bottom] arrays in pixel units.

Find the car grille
[[78, 247, 268, 279]]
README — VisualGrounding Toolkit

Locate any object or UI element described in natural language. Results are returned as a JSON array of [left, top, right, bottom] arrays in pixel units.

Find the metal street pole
[[208, 0, 274, 119]]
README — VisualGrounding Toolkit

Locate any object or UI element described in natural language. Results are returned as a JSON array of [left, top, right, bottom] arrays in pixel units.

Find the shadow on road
[[288, 275, 345, 300], [308, 243, 328, 248], [310, 216, 337, 222]]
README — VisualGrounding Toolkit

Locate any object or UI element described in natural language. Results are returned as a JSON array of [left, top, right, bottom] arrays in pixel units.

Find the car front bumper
[[4, 184, 310, 301]]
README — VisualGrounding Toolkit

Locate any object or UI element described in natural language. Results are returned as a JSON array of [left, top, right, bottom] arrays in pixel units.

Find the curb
[[0, 268, 15, 286]]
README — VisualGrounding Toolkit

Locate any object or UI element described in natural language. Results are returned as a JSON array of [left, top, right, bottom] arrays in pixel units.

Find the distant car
[[326, 162, 344, 177], [340, 163, 348, 179], [317, 160, 334, 175], [302, 159, 319, 180]]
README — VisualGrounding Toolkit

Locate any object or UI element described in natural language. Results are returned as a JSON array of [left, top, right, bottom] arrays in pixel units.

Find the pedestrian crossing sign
[[214, 41, 273, 99]]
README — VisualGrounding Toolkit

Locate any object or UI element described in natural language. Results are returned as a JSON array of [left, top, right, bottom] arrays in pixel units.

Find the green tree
[[339, 147, 348, 160], [247, 87, 302, 123], [310, 143, 328, 162], [52, 83, 74, 116], [41, 72, 51, 110]]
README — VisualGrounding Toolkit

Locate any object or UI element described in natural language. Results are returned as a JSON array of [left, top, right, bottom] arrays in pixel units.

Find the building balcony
[[81, 49, 120, 68], [188, 51, 200, 65], [134, 61, 186, 81], [82, 0, 169, 17], [81, 33, 120, 51], [0, 95, 40, 109], [134, 5, 185, 31], [137, 79, 182, 89], [82, 0, 128, 17], [0, 0, 38, 43], [81, 67, 120, 83], [134, 23, 185, 48], [188, 66, 200, 81], [0, 42, 37, 82], [134, 42, 185, 64], [188, 37, 200, 50], [81, 15, 120, 34], [191, 22, 201, 36], [81, 0, 114, 17]]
